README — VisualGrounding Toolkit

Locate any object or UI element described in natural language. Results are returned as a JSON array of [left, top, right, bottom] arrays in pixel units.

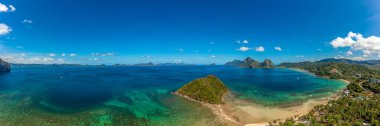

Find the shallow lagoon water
[[0, 65, 346, 125]]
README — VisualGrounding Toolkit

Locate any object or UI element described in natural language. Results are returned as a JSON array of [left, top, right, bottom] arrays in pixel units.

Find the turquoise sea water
[[0, 65, 346, 125]]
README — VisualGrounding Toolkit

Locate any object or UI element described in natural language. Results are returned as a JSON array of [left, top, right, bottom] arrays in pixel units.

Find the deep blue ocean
[[0, 65, 346, 125]]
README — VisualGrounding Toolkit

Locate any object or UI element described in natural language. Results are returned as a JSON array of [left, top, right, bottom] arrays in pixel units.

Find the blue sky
[[0, 0, 380, 64]]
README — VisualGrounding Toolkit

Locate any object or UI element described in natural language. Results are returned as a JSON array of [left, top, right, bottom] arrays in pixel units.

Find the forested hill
[[274, 60, 380, 125]]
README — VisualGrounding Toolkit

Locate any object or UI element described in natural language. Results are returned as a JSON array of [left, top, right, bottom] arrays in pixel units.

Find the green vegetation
[[279, 62, 380, 82], [176, 75, 228, 104], [273, 61, 380, 125]]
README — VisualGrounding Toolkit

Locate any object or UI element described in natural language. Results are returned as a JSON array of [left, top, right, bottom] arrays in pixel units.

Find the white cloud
[[61, 53, 66, 56], [1, 55, 65, 64], [0, 23, 12, 35], [49, 53, 56, 57], [69, 53, 77, 57], [350, 56, 365, 61], [89, 58, 98, 61], [22, 19, 33, 24], [346, 51, 353, 56], [236, 46, 250, 52], [255, 46, 265, 52], [9, 5, 15, 12], [242, 40, 249, 44], [173, 59, 183, 63], [274, 46, 282, 51], [0, 3, 15, 12], [330, 32, 357, 48], [91, 52, 113, 56], [20, 53, 26, 56], [330, 32, 380, 59], [211, 55, 216, 58], [0, 3, 9, 12]]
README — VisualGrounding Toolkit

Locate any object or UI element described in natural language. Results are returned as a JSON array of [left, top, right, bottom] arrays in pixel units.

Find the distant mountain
[[133, 62, 154, 66], [0, 58, 11, 73], [225, 57, 274, 68], [261, 59, 275, 68], [224, 60, 243, 66]]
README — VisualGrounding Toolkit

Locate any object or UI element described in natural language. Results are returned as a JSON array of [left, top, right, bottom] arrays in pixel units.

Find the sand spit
[[175, 91, 340, 126]]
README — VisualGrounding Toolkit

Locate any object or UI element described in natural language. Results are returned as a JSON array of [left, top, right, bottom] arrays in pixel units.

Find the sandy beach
[[174, 90, 340, 126], [221, 92, 340, 126], [172, 68, 349, 126]]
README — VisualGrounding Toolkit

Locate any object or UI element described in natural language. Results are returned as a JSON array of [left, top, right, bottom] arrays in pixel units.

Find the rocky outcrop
[[0, 58, 11, 73], [261, 59, 274, 68], [242, 57, 260, 68], [224, 60, 243, 66]]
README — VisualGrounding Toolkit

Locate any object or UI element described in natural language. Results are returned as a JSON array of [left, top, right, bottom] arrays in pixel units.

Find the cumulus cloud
[[211, 55, 216, 58], [274, 47, 282, 51], [330, 32, 357, 48], [61, 53, 66, 56], [0, 23, 12, 35], [22, 19, 33, 24], [0, 3, 8, 12], [242, 40, 249, 44], [49, 53, 56, 57], [330, 32, 380, 58], [255, 46, 265, 52], [346, 51, 353, 56], [0, 3, 15, 12], [69, 53, 77, 57], [9, 5, 15, 11], [236, 46, 250, 52]]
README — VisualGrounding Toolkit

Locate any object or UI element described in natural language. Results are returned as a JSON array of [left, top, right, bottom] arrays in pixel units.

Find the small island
[[174, 75, 242, 125], [175, 75, 228, 104], [225, 57, 275, 68]]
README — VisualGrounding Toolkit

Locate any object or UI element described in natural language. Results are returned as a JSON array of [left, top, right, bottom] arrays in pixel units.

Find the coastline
[[174, 68, 350, 126], [288, 68, 350, 85], [223, 91, 340, 126], [173, 92, 242, 125]]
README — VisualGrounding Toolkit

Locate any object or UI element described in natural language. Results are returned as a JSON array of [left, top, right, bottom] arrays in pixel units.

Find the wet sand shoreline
[[174, 68, 349, 126]]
